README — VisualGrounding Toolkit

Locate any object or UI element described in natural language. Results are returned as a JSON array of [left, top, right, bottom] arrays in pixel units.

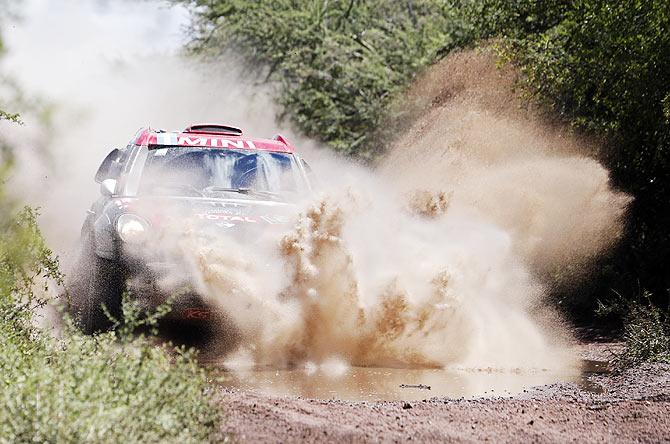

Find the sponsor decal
[[205, 202, 243, 215], [184, 308, 224, 320], [174, 136, 256, 149], [156, 133, 178, 145], [154, 133, 256, 149], [195, 213, 258, 223]]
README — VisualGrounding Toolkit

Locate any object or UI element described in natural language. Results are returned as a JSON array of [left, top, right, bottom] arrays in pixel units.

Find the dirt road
[[214, 342, 669, 443]]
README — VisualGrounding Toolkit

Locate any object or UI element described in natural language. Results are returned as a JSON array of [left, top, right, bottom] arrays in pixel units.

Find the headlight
[[116, 214, 150, 243]]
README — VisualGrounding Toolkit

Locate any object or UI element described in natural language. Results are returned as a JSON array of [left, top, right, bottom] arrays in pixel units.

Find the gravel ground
[[214, 341, 669, 443]]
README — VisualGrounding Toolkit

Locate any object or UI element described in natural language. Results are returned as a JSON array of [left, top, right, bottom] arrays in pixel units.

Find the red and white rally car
[[67, 124, 313, 334]]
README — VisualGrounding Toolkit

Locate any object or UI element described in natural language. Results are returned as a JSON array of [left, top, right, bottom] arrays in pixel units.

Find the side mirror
[[95, 148, 121, 183], [100, 178, 117, 197]]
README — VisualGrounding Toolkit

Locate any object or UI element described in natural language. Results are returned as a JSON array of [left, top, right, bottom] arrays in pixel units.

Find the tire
[[66, 234, 125, 334]]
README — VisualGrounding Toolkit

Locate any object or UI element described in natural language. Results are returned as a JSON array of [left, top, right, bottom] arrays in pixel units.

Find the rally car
[[67, 124, 313, 334]]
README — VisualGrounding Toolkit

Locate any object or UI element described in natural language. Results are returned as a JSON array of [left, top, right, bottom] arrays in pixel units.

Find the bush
[[177, 0, 575, 158], [621, 304, 670, 366], [0, 323, 220, 443], [0, 175, 221, 443], [494, 0, 670, 314], [1, 13, 221, 439], [180, 0, 468, 160], [598, 291, 670, 367]]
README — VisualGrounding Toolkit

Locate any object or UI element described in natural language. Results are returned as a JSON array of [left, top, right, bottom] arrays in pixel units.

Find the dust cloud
[[3, 3, 628, 373], [380, 51, 631, 282], [170, 51, 629, 372], [175, 175, 573, 370]]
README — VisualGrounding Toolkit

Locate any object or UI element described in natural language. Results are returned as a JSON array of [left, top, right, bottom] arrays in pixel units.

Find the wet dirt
[[214, 342, 670, 443], [214, 359, 607, 402]]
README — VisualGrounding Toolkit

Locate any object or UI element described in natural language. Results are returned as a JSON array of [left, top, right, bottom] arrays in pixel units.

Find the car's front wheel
[[66, 235, 125, 334]]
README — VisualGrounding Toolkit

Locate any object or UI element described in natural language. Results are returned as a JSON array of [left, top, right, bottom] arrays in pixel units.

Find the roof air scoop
[[274, 134, 291, 146], [184, 124, 243, 136]]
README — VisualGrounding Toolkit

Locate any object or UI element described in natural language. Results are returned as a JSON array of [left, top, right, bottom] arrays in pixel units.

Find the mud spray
[[149, 50, 630, 373], [2, 3, 629, 375]]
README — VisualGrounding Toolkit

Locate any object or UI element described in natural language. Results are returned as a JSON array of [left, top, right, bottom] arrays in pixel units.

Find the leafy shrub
[[0, 109, 20, 123], [1, 11, 221, 438], [177, 0, 575, 158], [493, 0, 670, 313], [453, 0, 571, 40], [0, 322, 220, 443], [0, 178, 221, 443], [180, 0, 467, 160], [621, 304, 670, 366], [598, 291, 670, 367]]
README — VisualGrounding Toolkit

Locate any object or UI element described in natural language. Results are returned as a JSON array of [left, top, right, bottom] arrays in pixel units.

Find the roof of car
[[131, 125, 295, 154]]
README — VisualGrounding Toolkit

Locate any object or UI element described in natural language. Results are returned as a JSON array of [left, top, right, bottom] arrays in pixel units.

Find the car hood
[[111, 195, 295, 233]]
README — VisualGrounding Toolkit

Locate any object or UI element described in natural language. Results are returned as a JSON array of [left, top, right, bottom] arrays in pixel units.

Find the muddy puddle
[[213, 360, 608, 401]]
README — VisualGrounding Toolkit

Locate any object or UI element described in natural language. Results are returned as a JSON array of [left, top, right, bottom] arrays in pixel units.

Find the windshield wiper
[[202, 186, 280, 199]]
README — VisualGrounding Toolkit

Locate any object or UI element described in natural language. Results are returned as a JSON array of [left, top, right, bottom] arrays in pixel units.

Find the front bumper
[[123, 258, 224, 321]]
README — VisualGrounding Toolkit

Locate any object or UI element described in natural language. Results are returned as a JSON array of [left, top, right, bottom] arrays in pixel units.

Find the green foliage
[[489, 0, 670, 313], [597, 291, 670, 367], [0, 200, 61, 320], [621, 304, 670, 366], [181, 0, 467, 159], [0, 109, 21, 123], [0, 174, 221, 443], [0, 324, 219, 443], [178, 0, 576, 159], [0, 10, 221, 441], [453, 0, 571, 40]]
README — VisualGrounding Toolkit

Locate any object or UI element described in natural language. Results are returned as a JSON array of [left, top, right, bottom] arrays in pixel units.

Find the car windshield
[[138, 147, 304, 199]]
